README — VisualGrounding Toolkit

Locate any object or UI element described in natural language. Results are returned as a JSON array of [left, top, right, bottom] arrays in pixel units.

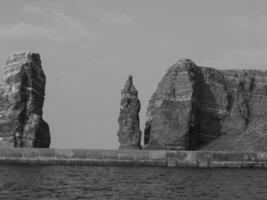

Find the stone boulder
[[0, 52, 50, 148], [144, 59, 267, 151], [117, 75, 141, 149]]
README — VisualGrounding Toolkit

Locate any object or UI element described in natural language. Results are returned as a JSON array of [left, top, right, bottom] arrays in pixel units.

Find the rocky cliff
[[117, 75, 141, 149], [144, 59, 267, 151], [0, 52, 50, 148]]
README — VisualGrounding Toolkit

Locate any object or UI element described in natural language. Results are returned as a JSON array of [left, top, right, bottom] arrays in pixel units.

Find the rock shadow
[[190, 69, 224, 149]]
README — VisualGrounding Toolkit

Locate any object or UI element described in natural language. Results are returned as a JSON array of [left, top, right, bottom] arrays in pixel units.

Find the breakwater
[[0, 148, 267, 168]]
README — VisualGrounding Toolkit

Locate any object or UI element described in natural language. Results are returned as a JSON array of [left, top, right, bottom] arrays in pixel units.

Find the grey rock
[[0, 52, 50, 148], [144, 59, 267, 151], [117, 75, 141, 149]]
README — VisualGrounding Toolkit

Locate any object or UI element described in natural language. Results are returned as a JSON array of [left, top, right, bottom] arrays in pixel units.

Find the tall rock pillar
[[0, 52, 50, 148], [117, 75, 142, 149]]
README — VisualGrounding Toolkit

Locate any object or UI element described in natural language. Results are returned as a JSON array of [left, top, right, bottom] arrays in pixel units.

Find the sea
[[0, 165, 266, 200]]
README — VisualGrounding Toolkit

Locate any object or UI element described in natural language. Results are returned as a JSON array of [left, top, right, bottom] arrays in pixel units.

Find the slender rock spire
[[117, 75, 141, 149]]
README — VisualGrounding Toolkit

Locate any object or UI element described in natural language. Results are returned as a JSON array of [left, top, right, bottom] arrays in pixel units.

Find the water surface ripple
[[0, 165, 266, 199]]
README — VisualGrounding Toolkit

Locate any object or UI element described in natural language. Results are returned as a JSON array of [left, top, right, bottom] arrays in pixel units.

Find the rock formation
[[117, 75, 141, 149], [144, 59, 267, 151], [0, 52, 50, 148]]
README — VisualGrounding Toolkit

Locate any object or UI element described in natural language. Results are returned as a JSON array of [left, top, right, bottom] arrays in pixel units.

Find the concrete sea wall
[[0, 148, 267, 168]]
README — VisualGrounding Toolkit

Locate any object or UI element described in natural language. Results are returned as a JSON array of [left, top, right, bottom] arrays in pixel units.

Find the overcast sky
[[0, 0, 267, 149]]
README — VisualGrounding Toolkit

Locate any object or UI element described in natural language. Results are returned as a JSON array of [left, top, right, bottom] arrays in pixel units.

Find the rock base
[[1, 148, 267, 168]]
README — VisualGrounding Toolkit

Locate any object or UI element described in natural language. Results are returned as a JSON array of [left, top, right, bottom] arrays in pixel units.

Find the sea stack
[[0, 52, 50, 148], [144, 59, 267, 151], [117, 75, 142, 149]]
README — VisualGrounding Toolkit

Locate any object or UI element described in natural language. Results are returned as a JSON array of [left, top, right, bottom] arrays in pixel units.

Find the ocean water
[[0, 165, 266, 200]]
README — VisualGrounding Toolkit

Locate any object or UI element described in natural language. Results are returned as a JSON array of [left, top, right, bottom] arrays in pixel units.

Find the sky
[[0, 0, 267, 149]]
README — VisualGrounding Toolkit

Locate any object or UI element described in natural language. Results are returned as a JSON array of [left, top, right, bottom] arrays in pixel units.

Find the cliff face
[[117, 75, 141, 149], [0, 52, 50, 148], [144, 59, 201, 150], [144, 59, 267, 151]]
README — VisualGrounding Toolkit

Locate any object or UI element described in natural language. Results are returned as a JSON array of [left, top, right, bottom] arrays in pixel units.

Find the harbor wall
[[0, 148, 267, 168]]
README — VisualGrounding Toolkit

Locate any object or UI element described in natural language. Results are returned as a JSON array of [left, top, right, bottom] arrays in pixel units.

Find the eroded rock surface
[[117, 75, 141, 149], [144, 59, 267, 151], [0, 52, 50, 148]]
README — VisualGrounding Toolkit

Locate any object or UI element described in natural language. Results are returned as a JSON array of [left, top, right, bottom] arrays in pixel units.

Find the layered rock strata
[[144, 59, 267, 151], [117, 75, 141, 149], [0, 52, 50, 148]]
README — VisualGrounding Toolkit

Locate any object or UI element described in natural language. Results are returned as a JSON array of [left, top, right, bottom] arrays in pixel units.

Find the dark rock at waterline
[[0, 52, 50, 148], [117, 75, 141, 149], [144, 59, 267, 151]]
